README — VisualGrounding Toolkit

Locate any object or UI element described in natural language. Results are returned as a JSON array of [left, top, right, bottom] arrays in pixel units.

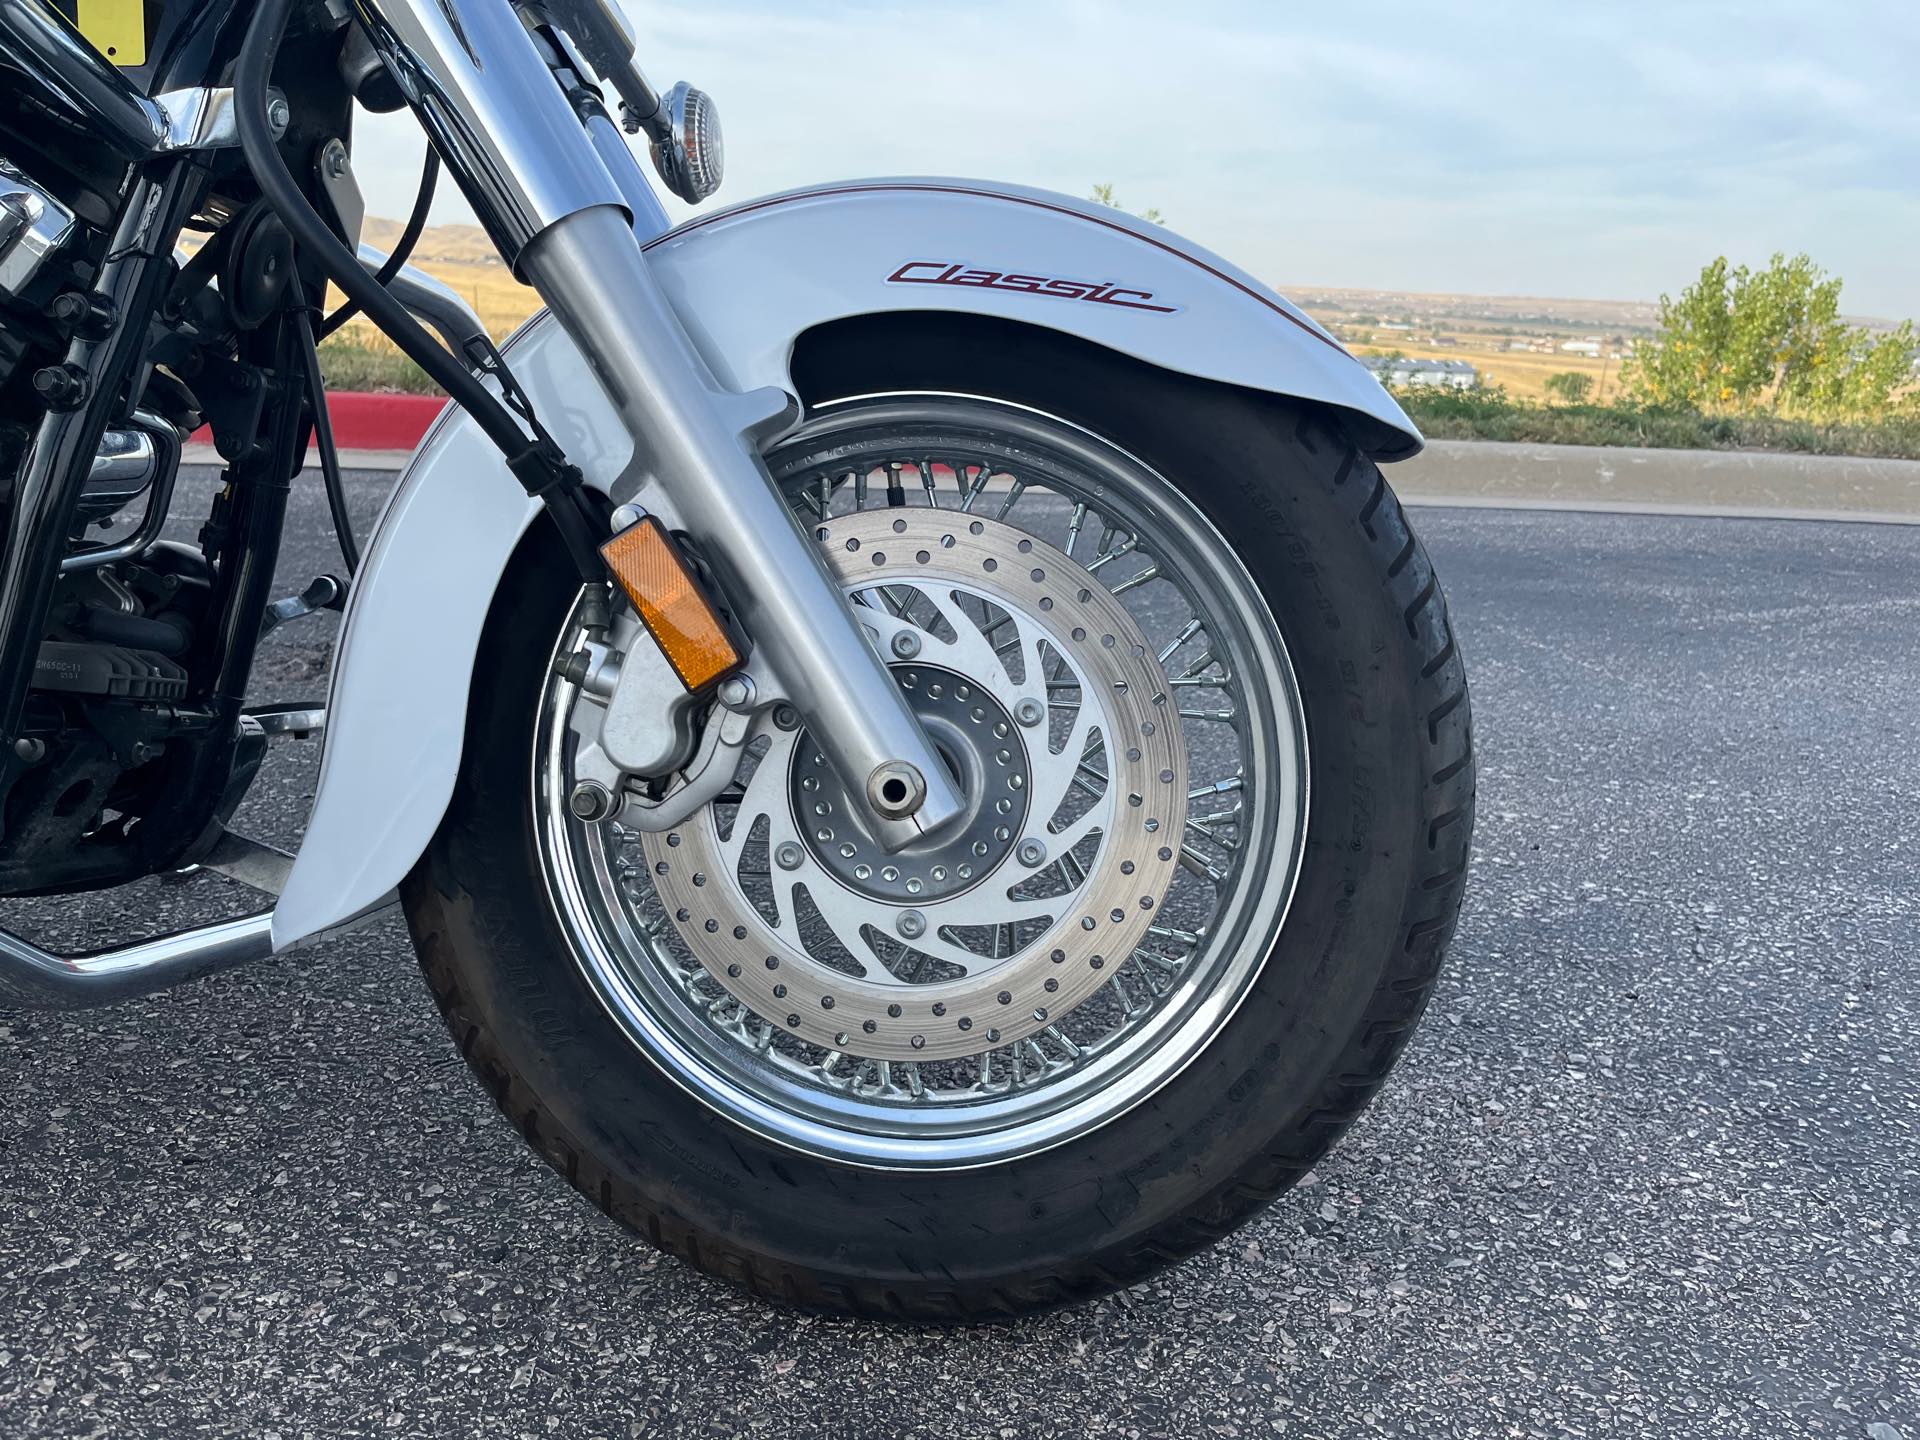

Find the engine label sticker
[[885, 261, 1181, 314]]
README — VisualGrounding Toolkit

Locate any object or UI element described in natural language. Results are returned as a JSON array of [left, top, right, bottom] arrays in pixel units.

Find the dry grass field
[[342, 222, 1650, 402], [1346, 338, 1623, 401]]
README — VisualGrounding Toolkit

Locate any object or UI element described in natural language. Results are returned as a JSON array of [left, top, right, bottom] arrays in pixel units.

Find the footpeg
[[239, 701, 326, 740], [260, 574, 346, 639]]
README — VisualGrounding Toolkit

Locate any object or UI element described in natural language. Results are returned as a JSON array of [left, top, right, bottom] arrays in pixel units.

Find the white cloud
[[349, 0, 1920, 317]]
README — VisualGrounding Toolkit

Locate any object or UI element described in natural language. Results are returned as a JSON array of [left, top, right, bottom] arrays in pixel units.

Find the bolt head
[[772, 704, 801, 731], [266, 96, 291, 136], [1014, 697, 1045, 727], [895, 909, 927, 939], [1017, 838, 1047, 868], [890, 630, 922, 659], [716, 674, 754, 710], [609, 503, 644, 533], [568, 781, 614, 822], [867, 761, 927, 820], [774, 842, 804, 870]]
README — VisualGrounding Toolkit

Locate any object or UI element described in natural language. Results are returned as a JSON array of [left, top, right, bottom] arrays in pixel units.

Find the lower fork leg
[[518, 205, 964, 850]]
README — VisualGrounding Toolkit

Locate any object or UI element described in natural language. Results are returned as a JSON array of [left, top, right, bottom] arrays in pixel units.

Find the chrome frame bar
[[0, 912, 274, 1009], [356, 242, 491, 354], [61, 412, 181, 574]]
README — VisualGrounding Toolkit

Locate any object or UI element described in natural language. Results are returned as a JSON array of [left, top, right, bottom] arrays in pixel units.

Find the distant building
[[1559, 338, 1602, 357], [1361, 356, 1478, 391]]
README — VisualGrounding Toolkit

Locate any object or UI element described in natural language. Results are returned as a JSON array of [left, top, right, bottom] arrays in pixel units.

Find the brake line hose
[[235, 0, 608, 575]]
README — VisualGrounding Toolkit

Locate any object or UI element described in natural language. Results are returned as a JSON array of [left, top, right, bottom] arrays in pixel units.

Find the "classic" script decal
[[885, 261, 1181, 314]]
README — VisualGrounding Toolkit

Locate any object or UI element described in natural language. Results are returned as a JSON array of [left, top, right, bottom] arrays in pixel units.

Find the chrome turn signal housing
[[650, 81, 723, 204]]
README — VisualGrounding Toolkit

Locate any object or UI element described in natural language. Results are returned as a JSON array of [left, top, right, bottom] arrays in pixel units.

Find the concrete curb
[[1400, 494, 1920, 526], [194, 399, 1920, 526], [189, 391, 445, 454], [1394, 438, 1920, 521]]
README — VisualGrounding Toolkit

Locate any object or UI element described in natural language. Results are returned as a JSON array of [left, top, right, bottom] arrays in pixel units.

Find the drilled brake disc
[[639, 508, 1186, 1061]]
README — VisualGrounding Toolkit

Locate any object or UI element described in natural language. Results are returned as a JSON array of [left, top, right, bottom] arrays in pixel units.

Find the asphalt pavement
[[0, 467, 1915, 1438]]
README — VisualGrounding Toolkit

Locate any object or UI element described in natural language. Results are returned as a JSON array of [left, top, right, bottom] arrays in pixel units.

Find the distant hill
[[1287, 286, 1662, 335], [360, 217, 503, 266]]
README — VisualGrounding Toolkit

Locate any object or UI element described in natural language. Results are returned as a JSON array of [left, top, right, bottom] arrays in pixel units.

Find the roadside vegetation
[[316, 331, 439, 395], [1394, 253, 1919, 459], [1394, 384, 1920, 461]]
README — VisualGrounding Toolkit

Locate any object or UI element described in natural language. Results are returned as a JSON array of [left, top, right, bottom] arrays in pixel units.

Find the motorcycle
[[0, 0, 1475, 1319]]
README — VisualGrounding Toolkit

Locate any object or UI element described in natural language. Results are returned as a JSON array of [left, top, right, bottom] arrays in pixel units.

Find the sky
[[353, 0, 1920, 320]]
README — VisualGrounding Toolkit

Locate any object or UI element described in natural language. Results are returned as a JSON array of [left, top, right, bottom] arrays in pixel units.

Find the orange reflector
[[600, 517, 740, 692]]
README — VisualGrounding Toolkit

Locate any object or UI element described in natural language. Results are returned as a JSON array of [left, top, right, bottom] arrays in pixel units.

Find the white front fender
[[270, 177, 1416, 949]]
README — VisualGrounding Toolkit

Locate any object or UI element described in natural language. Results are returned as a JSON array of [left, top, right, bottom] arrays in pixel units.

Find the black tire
[[402, 333, 1474, 1321]]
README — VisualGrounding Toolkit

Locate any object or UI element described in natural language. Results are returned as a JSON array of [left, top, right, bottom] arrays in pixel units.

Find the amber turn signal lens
[[600, 517, 740, 692]]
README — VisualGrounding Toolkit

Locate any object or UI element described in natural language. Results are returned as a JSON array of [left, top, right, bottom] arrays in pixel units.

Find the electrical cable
[[292, 282, 358, 574], [318, 147, 438, 341]]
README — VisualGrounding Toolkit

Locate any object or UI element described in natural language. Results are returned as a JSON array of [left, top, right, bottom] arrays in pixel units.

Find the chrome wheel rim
[[536, 396, 1308, 1169]]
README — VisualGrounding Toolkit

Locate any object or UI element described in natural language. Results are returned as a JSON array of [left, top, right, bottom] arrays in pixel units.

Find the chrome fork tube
[[354, 0, 963, 844], [519, 207, 966, 847], [352, 0, 629, 271]]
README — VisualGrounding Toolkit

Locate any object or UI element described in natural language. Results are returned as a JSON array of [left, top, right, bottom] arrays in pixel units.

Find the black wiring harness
[[235, 0, 608, 580]]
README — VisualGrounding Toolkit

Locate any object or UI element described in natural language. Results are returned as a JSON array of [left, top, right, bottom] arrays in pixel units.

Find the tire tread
[[406, 395, 1474, 1323]]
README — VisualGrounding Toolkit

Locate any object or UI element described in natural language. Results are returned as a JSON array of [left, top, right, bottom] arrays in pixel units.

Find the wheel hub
[[637, 508, 1187, 1063], [789, 665, 1031, 905]]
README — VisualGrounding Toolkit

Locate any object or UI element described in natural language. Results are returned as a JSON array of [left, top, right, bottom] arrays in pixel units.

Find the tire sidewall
[[407, 379, 1449, 1298]]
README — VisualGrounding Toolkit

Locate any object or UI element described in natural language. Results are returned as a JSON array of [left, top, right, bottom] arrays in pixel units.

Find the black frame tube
[[0, 0, 166, 161], [0, 160, 203, 785]]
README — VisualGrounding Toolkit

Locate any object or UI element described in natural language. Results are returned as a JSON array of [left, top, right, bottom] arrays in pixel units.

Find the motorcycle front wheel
[[402, 341, 1474, 1320]]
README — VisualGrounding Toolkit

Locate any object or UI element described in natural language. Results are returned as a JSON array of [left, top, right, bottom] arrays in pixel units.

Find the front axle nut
[[866, 761, 927, 820]]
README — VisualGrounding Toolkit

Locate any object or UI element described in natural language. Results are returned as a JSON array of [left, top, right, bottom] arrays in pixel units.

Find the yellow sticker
[[77, 0, 146, 67]]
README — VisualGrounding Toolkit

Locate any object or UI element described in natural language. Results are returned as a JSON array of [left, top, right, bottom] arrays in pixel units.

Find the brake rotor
[[639, 509, 1186, 1062]]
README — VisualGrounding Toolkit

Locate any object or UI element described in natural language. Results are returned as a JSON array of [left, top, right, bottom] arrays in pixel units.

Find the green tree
[[1623, 253, 1917, 422], [1543, 372, 1594, 405], [1090, 182, 1165, 225]]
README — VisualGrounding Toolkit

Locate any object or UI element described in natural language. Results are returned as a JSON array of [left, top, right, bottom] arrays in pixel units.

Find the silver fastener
[[567, 780, 614, 822], [890, 630, 922, 659], [1016, 838, 1048, 868], [867, 760, 927, 819], [774, 842, 804, 870], [716, 673, 755, 710], [1014, 696, 1045, 727], [895, 909, 927, 939]]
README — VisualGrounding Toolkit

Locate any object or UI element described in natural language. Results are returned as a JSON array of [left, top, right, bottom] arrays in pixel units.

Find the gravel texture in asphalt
[[1, 468, 1915, 1438]]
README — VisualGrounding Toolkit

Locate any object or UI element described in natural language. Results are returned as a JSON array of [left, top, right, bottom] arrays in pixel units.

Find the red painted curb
[[191, 390, 446, 452]]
